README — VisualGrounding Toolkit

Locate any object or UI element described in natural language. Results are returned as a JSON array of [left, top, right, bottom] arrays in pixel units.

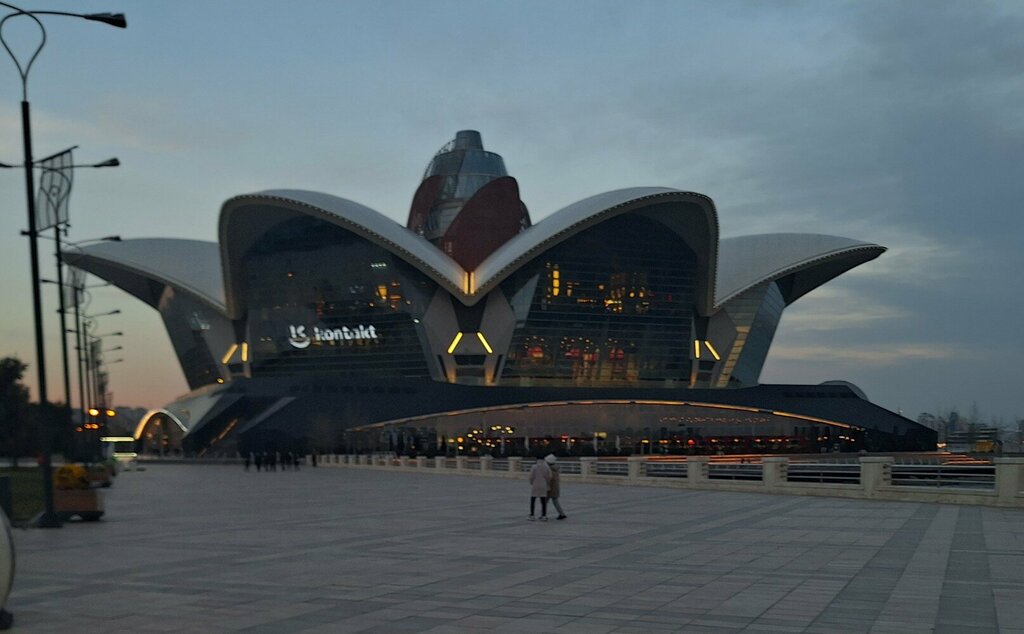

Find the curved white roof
[[715, 233, 885, 307], [473, 188, 720, 313], [64, 238, 225, 312], [219, 190, 467, 318]]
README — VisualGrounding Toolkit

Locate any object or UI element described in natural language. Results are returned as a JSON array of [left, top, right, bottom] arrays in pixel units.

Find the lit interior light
[[447, 332, 464, 354], [241, 342, 249, 362], [221, 343, 238, 365], [693, 340, 701, 359], [704, 340, 720, 361], [476, 332, 494, 354]]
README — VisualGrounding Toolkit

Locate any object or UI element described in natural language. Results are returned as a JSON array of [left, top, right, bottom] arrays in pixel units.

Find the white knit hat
[[544, 454, 557, 464]]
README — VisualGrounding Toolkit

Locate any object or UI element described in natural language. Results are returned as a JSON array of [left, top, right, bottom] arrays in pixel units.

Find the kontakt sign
[[288, 324, 379, 349]]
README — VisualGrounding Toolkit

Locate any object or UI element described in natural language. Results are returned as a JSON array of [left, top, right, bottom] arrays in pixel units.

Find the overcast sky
[[0, 0, 1020, 424]]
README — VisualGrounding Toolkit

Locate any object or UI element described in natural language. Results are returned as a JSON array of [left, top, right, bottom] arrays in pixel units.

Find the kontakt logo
[[288, 324, 378, 349]]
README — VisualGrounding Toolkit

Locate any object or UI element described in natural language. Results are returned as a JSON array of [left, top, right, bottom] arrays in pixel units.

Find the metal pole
[[21, 99, 61, 527], [73, 290, 86, 462], [53, 226, 73, 461], [73, 291, 85, 430]]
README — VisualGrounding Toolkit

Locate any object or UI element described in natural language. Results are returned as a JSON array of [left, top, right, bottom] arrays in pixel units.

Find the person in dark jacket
[[528, 456, 552, 521], [545, 454, 567, 520]]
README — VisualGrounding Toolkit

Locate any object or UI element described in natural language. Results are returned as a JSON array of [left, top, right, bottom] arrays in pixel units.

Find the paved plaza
[[7, 463, 1024, 633]]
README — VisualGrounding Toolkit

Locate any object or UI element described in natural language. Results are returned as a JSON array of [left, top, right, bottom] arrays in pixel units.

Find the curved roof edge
[[472, 188, 720, 313], [134, 408, 189, 439], [715, 233, 885, 307], [218, 190, 467, 319], [64, 238, 226, 313]]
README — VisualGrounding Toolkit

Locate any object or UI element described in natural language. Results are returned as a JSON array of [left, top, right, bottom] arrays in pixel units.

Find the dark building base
[[136, 377, 936, 458]]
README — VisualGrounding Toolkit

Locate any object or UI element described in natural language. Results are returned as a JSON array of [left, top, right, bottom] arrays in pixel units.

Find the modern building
[[66, 131, 935, 456]]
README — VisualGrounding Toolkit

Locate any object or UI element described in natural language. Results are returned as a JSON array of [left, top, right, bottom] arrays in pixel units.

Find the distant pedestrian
[[546, 454, 567, 520], [528, 455, 552, 521], [254, 452, 263, 472], [311, 453, 318, 467], [243, 452, 251, 471]]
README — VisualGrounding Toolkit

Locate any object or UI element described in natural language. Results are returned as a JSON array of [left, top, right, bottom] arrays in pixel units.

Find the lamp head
[[84, 13, 127, 28], [93, 158, 120, 168]]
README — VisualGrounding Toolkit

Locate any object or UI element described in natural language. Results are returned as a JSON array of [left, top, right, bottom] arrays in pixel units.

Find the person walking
[[545, 454, 567, 520], [528, 455, 552, 521]]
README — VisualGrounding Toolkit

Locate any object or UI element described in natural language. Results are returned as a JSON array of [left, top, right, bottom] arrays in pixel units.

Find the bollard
[[579, 457, 597, 480], [455, 456, 467, 471], [687, 457, 709, 483], [627, 455, 646, 480], [415, 456, 427, 469], [480, 455, 493, 472], [434, 456, 446, 470], [507, 457, 523, 474], [762, 457, 788, 491], [859, 457, 893, 496], [994, 457, 1024, 503]]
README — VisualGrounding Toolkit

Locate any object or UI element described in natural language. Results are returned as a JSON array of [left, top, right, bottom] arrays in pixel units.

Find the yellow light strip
[[693, 340, 701, 359], [221, 343, 238, 365], [770, 410, 859, 430], [346, 398, 862, 433], [241, 342, 249, 362], [704, 340, 720, 361], [447, 332, 464, 354], [477, 332, 493, 354]]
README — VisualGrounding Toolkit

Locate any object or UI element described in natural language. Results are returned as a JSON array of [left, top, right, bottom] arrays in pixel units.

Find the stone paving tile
[[6, 464, 1024, 632]]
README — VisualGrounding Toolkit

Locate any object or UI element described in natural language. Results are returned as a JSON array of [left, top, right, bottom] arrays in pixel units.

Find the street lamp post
[[0, 1, 125, 528], [30, 164, 121, 466]]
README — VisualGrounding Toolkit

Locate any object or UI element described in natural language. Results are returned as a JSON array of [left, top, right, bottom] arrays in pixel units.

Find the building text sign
[[288, 324, 379, 349]]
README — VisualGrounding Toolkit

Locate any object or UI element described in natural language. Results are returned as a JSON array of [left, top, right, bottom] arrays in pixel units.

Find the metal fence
[[595, 462, 629, 477], [645, 462, 688, 478], [787, 463, 861, 485], [890, 464, 995, 490], [708, 464, 762, 481]]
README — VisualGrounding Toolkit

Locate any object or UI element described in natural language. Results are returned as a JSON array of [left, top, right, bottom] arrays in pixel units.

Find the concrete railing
[[310, 454, 1024, 508]]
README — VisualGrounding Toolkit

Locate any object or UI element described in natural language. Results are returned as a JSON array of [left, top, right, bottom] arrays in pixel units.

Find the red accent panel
[[443, 176, 528, 270], [406, 175, 443, 233]]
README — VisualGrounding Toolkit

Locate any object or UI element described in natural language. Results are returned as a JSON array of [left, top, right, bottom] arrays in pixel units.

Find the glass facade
[[499, 214, 697, 385], [242, 216, 436, 378], [158, 289, 229, 390], [729, 282, 785, 386]]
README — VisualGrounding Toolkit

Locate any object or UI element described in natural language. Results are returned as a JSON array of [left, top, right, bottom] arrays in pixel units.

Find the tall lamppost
[[64, 280, 117, 433], [9, 161, 121, 467], [0, 1, 125, 528]]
